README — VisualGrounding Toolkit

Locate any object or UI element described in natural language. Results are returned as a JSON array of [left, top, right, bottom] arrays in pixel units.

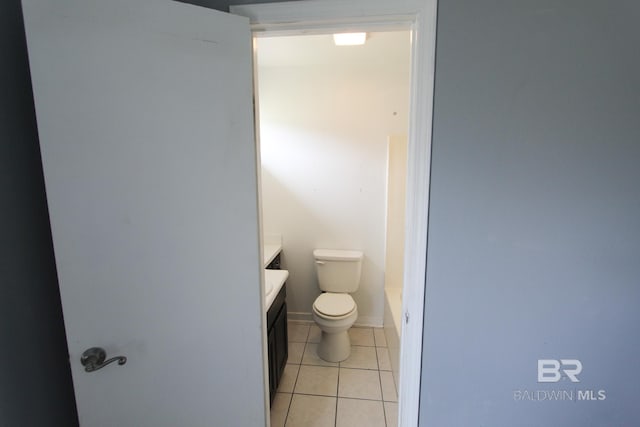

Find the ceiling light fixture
[[333, 32, 367, 46]]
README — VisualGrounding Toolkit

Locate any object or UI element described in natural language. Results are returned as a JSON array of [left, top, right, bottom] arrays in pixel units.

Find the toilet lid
[[314, 293, 356, 317]]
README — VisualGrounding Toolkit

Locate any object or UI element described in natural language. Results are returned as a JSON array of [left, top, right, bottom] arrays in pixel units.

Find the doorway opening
[[232, 1, 438, 425], [255, 30, 410, 426]]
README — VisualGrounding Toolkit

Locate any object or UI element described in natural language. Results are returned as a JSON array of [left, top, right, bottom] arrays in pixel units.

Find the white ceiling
[[256, 31, 411, 69]]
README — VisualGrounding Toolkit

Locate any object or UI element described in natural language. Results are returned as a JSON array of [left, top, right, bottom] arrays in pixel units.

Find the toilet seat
[[313, 293, 356, 318]]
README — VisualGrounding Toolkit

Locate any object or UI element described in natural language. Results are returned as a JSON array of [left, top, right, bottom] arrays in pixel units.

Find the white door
[[21, 0, 266, 425]]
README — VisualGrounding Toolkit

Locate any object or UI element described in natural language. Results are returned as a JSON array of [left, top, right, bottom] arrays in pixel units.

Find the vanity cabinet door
[[268, 326, 277, 403], [274, 302, 288, 382], [267, 284, 288, 405], [266, 253, 281, 270]]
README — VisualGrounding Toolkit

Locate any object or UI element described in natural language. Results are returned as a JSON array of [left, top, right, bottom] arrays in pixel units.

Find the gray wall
[[0, 1, 78, 426], [420, 0, 640, 426]]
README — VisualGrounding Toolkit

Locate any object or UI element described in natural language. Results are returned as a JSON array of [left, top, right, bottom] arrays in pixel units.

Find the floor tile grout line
[[335, 364, 341, 427], [282, 369, 298, 426], [295, 393, 384, 403], [380, 371, 388, 427], [283, 327, 307, 427], [287, 390, 389, 404], [283, 393, 293, 427], [373, 340, 389, 427], [289, 391, 339, 399]]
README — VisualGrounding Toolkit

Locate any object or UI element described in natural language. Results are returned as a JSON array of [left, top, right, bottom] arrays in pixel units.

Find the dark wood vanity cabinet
[[266, 253, 281, 270], [267, 283, 287, 405]]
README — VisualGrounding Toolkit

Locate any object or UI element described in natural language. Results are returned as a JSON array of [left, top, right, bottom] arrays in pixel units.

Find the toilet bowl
[[312, 293, 358, 361], [312, 249, 363, 362]]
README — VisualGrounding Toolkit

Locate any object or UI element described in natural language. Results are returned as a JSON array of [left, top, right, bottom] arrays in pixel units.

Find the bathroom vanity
[[263, 242, 287, 404], [266, 281, 287, 404]]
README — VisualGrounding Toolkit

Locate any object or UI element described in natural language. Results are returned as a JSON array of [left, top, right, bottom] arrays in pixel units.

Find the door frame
[[231, 1, 437, 425]]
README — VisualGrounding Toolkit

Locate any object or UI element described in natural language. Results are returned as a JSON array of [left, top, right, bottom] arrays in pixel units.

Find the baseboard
[[354, 316, 383, 328], [287, 311, 383, 328], [287, 312, 314, 323]]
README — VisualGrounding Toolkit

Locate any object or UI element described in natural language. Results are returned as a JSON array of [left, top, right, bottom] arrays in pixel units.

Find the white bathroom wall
[[257, 32, 410, 326]]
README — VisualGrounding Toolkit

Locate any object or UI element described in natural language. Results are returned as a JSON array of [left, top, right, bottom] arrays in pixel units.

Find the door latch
[[81, 347, 127, 372]]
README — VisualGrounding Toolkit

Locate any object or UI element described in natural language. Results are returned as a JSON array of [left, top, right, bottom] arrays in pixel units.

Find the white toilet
[[312, 249, 363, 362]]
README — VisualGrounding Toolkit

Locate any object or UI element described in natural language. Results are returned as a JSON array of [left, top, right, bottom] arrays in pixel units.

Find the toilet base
[[317, 330, 351, 362]]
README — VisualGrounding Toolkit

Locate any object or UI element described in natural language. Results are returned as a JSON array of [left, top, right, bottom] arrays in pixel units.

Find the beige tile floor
[[271, 322, 398, 427]]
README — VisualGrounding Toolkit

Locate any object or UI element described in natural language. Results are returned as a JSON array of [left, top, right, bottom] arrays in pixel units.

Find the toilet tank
[[313, 249, 363, 293]]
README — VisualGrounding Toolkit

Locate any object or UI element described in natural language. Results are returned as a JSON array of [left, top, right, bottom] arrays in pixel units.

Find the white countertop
[[263, 243, 282, 268], [265, 269, 288, 310]]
